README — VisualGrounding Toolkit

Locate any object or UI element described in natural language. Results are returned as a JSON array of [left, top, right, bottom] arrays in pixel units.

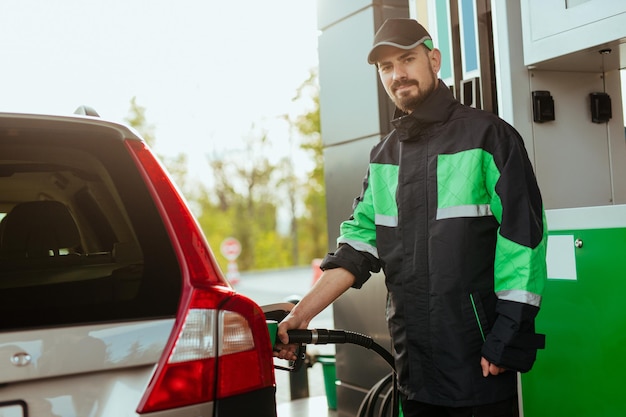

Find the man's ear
[[429, 48, 442, 74]]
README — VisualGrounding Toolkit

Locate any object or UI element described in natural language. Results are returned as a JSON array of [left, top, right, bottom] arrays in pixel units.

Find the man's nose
[[392, 66, 407, 81]]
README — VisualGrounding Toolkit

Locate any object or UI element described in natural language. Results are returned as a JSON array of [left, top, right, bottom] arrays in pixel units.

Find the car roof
[[0, 111, 144, 143]]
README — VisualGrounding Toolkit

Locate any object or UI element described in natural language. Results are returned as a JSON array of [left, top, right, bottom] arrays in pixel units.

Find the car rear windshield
[[0, 121, 182, 331]]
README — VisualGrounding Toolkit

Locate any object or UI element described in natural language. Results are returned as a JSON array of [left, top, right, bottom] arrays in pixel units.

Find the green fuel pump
[[521, 205, 626, 416]]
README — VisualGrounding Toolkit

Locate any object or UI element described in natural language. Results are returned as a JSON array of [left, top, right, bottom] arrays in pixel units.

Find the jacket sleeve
[[320, 166, 382, 289], [481, 125, 548, 372], [320, 243, 381, 289]]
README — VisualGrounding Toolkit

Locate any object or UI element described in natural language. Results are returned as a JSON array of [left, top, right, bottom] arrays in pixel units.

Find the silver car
[[0, 111, 277, 417]]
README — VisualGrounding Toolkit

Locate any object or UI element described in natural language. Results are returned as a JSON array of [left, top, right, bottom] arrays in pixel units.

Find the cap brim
[[367, 38, 433, 64]]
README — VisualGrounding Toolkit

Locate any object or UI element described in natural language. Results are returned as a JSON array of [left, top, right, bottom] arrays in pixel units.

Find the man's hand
[[272, 267, 355, 361], [481, 357, 507, 377], [273, 312, 307, 361]]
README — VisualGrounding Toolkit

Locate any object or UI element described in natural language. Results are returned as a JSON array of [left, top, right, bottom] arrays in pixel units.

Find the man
[[275, 18, 547, 417]]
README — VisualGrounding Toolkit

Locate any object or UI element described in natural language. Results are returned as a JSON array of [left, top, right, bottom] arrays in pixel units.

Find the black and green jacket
[[321, 81, 547, 407]]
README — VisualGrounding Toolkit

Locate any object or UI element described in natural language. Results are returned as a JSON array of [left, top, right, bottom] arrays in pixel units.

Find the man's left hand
[[481, 357, 507, 377]]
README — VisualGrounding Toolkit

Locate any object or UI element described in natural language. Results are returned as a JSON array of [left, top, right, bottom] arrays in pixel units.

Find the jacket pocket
[[469, 292, 491, 342]]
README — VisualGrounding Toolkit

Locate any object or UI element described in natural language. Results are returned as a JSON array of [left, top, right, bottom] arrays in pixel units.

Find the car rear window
[[0, 121, 182, 331]]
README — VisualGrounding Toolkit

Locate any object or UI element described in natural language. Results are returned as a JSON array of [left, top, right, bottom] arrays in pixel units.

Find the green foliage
[[292, 69, 328, 262], [124, 68, 327, 273], [298, 176, 327, 260], [125, 96, 189, 193], [201, 130, 280, 271], [197, 200, 238, 271], [125, 97, 155, 147], [253, 230, 293, 270], [197, 194, 290, 272]]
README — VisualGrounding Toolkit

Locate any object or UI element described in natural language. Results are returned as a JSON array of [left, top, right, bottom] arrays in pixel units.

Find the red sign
[[220, 237, 241, 261]]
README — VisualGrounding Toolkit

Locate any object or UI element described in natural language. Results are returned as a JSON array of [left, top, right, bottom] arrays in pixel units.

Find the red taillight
[[137, 289, 275, 413], [126, 141, 275, 413]]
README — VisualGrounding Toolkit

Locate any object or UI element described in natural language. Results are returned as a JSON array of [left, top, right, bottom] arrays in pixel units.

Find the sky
[[0, 0, 320, 184]]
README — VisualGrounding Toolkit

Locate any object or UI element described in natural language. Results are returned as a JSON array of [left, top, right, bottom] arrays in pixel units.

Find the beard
[[390, 74, 437, 113]]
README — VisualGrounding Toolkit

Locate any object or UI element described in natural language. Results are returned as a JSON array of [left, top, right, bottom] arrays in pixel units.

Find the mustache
[[391, 79, 418, 91]]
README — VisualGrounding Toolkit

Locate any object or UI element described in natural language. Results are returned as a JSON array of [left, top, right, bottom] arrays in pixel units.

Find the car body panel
[[0, 319, 174, 383], [0, 320, 174, 416], [0, 366, 155, 416]]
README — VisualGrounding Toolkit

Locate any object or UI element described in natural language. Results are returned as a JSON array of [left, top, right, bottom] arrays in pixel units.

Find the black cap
[[368, 18, 433, 64]]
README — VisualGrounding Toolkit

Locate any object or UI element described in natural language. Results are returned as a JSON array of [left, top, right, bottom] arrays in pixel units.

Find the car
[[0, 109, 278, 417]]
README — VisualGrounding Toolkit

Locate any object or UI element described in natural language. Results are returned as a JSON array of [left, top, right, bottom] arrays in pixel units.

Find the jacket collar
[[391, 80, 456, 141]]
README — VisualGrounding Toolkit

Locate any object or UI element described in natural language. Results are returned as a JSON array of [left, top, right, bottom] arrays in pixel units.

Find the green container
[[316, 355, 337, 410]]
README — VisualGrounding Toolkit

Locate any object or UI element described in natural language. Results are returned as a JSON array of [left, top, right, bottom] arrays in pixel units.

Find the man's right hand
[[273, 311, 307, 361], [272, 267, 355, 360]]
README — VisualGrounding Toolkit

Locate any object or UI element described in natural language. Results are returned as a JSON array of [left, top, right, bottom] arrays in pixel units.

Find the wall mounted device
[[589, 92, 612, 123], [532, 90, 555, 123]]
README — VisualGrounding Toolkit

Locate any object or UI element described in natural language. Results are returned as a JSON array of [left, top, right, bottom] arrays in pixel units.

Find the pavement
[[235, 266, 338, 417], [274, 359, 338, 417], [276, 395, 338, 417]]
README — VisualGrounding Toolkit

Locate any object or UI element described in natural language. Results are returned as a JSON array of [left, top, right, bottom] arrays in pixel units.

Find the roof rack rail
[[74, 105, 100, 117]]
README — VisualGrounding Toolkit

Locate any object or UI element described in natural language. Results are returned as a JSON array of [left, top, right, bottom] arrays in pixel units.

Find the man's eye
[[379, 65, 391, 73]]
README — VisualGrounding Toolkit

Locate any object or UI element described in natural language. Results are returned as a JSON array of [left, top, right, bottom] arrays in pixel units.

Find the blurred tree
[[200, 130, 289, 271], [124, 73, 326, 274], [125, 97, 155, 146], [277, 154, 300, 265], [201, 69, 326, 272], [291, 69, 327, 263], [125, 96, 189, 194]]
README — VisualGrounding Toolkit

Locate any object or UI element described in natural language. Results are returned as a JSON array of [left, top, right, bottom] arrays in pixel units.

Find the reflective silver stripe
[[496, 290, 542, 307], [436, 204, 493, 220], [375, 214, 398, 227], [337, 238, 379, 258]]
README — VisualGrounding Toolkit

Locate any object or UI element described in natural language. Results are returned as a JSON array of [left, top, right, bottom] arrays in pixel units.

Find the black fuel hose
[[286, 329, 394, 369], [286, 329, 399, 417]]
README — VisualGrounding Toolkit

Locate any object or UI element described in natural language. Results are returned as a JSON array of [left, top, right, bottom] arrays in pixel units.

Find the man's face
[[376, 45, 441, 113]]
